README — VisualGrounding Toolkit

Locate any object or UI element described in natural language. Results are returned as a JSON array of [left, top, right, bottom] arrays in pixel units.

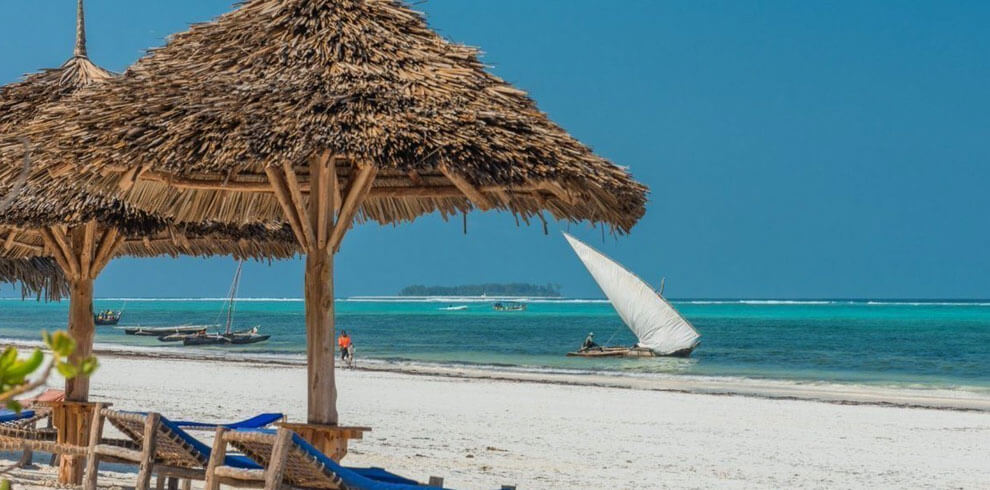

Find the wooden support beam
[[332, 163, 342, 214], [315, 153, 333, 249], [80, 222, 96, 279], [136, 413, 160, 490], [83, 403, 105, 490], [265, 429, 293, 489], [204, 428, 228, 490], [46, 226, 79, 279], [91, 229, 122, 277], [283, 163, 316, 247], [39, 229, 73, 279], [265, 167, 310, 251], [3, 230, 16, 251], [330, 165, 376, 253], [439, 166, 494, 210], [304, 251, 337, 425]]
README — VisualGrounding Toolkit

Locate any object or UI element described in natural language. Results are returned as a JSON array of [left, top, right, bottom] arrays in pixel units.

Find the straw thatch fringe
[[6, 0, 648, 233], [0, 257, 68, 301]]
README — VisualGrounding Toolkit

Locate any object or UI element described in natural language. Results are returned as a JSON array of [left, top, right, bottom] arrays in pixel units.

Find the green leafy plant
[[0, 330, 99, 412]]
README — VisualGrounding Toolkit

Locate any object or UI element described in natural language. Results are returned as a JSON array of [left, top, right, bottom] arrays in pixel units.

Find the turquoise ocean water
[[1, 298, 988, 393]]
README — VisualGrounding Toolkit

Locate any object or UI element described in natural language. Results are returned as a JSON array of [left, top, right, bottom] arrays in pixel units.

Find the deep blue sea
[[1, 298, 988, 393]]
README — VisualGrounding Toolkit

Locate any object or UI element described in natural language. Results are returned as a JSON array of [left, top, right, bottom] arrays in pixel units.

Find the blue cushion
[[172, 413, 284, 430], [0, 410, 34, 423], [224, 454, 263, 469]]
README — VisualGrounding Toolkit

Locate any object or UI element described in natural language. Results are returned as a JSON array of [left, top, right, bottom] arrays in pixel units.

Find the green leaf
[[80, 357, 99, 376], [5, 349, 43, 379], [5, 400, 22, 413], [56, 361, 79, 379], [0, 347, 16, 370], [49, 331, 76, 358]]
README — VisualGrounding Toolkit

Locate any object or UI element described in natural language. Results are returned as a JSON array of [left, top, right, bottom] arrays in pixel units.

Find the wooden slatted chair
[[82, 405, 264, 490], [205, 427, 445, 490]]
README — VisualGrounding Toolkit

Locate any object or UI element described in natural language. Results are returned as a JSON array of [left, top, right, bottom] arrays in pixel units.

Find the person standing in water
[[338, 330, 353, 366]]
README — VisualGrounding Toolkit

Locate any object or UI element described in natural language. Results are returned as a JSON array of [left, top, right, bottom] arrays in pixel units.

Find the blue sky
[[2, 1, 989, 299]]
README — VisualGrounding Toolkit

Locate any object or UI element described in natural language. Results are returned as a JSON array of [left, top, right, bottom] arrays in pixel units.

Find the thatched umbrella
[[0, 257, 68, 301], [9, 0, 649, 431], [0, 0, 299, 403]]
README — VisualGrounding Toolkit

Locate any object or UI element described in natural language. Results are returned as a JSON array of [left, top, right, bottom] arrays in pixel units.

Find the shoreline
[[6, 337, 988, 412]]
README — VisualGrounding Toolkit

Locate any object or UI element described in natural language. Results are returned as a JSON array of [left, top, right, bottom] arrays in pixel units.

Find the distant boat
[[94, 311, 121, 326], [124, 325, 206, 337], [563, 233, 700, 358], [439, 305, 468, 311], [182, 262, 270, 346], [493, 302, 526, 312], [95, 303, 124, 325]]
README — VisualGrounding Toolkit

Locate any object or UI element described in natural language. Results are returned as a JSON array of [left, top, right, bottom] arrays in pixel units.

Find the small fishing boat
[[182, 262, 270, 346], [124, 325, 208, 337], [94, 310, 122, 325], [563, 233, 700, 358], [493, 302, 526, 312]]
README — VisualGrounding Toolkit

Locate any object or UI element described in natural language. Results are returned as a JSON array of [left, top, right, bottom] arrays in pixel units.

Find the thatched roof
[[0, 257, 68, 301], [0, 0, 112, 136], [8, 0, 648, 233], [0, 1, 301, 266]]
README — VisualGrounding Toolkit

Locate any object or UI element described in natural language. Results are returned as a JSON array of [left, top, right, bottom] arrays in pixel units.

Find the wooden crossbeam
[[330, 165, 377, 253], [9, 240, 43, 253], [265, 167, 310, 251], [439, 166, 494, 210]]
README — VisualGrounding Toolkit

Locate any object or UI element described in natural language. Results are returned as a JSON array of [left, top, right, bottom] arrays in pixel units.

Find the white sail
[[563, 233, 699, 355]]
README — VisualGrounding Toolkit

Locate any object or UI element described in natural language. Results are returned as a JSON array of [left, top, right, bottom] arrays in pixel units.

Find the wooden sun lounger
[[205, 427, 444, 490], [82, 405, 266, 490]]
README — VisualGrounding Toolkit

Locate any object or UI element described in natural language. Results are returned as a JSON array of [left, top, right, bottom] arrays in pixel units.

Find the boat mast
[[225, 261, 243, 335]]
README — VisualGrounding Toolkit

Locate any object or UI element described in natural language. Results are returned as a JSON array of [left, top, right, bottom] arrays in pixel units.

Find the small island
[[399, 283, 562, 297]]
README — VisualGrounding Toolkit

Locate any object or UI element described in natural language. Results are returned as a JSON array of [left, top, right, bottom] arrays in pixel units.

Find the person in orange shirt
[[338, 330, 353, 363]]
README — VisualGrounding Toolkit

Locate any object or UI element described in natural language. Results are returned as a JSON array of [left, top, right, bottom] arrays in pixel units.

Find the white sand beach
[[3, 353, 988, 489]]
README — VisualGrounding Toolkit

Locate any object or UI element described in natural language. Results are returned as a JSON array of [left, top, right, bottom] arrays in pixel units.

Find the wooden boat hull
[[183, 335, 228, 346], [226, 334, 271, 345], [94, 317, 120, 326], [567, 344, 698, 358], [124, 326, 206, 336]]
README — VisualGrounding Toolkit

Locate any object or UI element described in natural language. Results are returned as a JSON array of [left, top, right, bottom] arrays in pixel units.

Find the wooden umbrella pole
[[304, 248, 337, 425], [65, 275, 95, 401]]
